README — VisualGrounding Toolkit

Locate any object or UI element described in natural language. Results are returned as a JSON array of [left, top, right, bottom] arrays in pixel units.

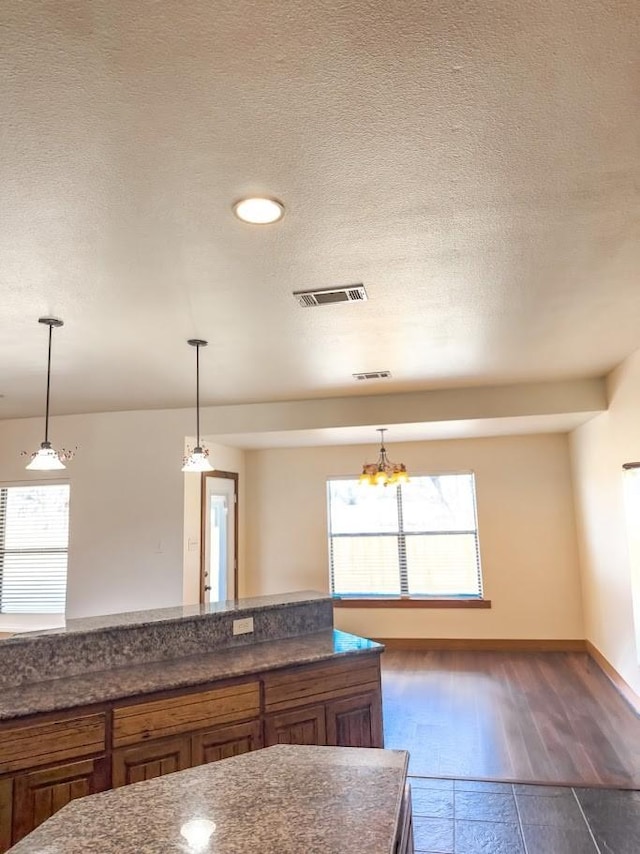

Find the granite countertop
[[7, 744, 409, 854], [9, 590, 329, 640], [0, 629, 382, 721]]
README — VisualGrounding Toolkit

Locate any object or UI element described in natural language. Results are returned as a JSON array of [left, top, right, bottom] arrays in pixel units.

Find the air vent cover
[[293, 284, 368, 307], [353, 371, 392, 381]]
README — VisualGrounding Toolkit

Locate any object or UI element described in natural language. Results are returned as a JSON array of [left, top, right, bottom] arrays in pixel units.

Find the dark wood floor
[[381, 650, 640, 788]]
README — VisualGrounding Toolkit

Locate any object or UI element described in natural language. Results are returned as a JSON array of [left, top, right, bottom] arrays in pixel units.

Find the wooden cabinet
[[0, 712, 108, 850], [113, 682, 260, 748], [192, 720, 262, 765], [265, 705, 327, 746], [326, 691, 383, 748], [0, 713, 105, 774], [112, 737, 190, 788], [113, 720, 263, 788], [0, 651, 383, 852], [264, 655, 384, 751], [12, 757, 108, 842]]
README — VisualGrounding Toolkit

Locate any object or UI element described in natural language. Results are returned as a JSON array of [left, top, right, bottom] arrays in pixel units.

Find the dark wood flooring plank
[[381, 650, 640, 787]]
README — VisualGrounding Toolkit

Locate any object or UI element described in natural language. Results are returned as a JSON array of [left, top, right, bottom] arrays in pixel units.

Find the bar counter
[[0, 628, 380, 721]]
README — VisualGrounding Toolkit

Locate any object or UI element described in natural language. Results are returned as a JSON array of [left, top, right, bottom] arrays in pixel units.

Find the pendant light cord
[[44, 322, 53, 444], [195, 342, 201, 447]]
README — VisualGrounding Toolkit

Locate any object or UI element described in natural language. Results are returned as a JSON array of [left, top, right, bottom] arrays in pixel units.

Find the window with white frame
[[327, 473, 483, 598], [0, 483, 70, 613]]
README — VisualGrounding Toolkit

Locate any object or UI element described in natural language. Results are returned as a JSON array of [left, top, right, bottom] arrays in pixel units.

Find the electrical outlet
[[232, 617, 254, 635]]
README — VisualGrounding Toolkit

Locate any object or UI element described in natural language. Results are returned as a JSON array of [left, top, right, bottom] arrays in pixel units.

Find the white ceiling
[[1, 0, 639, 420], [210, 412, 599, 450]]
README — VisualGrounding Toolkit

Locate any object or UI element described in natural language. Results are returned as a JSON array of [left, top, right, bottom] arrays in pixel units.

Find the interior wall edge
[[585, 639, 640, 716]]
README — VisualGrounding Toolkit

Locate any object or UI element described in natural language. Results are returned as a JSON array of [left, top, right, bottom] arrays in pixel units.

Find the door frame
[[199, 470, 239, 604]]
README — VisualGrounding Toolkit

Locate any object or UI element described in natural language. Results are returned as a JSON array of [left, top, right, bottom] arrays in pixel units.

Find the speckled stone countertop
[[7, 744, 409, 854], [0, 591, 334, 689], [16, 591, 330, 638], [0, 629, 382, 721]]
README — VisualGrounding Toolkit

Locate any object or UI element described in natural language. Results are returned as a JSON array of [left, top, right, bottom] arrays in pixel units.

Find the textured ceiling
[[1, 0, 639, 419]]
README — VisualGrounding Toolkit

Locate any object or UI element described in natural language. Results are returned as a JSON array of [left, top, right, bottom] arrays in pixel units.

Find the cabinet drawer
[[263, 656, 381, 712], [113, 681, 260, 747], [0, 714, 106, 774]]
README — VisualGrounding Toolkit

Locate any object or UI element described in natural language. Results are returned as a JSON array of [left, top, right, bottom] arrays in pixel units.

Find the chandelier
[[182, 338, 213, 473], [24, 317, 75, 471], [359, 428, 409, 487]]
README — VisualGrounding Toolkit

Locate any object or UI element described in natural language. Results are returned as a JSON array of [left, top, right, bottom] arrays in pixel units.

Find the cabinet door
[[192, 720, 263, 766], [325, 691, 383, 748], [112, 737, 190, 788], [0, 778, 12, 854], [12, 757, 108, 843], [264, 705, 327, 746]]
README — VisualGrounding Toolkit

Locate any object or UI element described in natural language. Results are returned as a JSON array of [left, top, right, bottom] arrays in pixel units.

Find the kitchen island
[[7, 744, 413, 854], [0, 592, 384, 850]]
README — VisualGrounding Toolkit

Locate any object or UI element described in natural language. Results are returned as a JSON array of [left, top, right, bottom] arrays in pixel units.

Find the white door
[[202, 475, 236, 604]]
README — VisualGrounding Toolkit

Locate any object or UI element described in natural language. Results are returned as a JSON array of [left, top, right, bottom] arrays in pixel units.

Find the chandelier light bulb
[[360, 428, 409, 487]]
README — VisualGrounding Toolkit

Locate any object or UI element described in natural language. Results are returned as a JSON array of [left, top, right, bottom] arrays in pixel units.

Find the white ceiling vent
[[293, 284, 368, 307], [353, 370, 392, 381]]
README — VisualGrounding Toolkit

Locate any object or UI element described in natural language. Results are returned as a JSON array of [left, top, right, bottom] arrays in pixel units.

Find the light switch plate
[[233, 617, 254, 635]]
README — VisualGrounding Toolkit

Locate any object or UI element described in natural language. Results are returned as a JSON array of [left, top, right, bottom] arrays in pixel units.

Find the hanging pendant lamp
[[25, 317, 74, 471], [359, 428, 409, 487], [182, 338, 213, 473]]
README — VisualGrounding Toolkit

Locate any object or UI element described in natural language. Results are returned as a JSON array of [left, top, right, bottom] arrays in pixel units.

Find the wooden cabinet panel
[[263, 655, 381, 713], [112, 737, 190, 788], [325, 691, 383, 748], [192, 720, 263, 766], [12, 757, 108, 843], [265, 705, 327, 747], [0, 778, 12, 854], [113, 681, 259, 747], [394, 785, 414, 854], [0, 714, 106, 774]]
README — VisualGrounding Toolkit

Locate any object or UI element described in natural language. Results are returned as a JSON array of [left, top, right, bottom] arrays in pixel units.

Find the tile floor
[[409, 776, 640, 854]]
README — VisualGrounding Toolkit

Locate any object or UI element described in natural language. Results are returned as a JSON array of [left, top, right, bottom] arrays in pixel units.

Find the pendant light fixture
[[182, 338, 213, 473], [359, 428, 409, 487], [25, 317, 74, 471]]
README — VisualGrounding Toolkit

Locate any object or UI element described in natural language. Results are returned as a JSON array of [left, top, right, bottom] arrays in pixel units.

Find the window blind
[[0, 484, 70, 613], [327, 474, 483, 598]]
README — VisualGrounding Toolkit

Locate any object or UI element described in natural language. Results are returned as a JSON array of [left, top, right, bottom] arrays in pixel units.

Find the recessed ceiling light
[[233, 197, 285, 224]]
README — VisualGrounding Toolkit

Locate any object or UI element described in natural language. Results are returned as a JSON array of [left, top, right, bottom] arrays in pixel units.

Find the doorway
[[200, 470, 238, 604]]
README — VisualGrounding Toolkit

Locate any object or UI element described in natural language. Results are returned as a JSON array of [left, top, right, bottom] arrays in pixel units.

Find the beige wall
[[570, 348, 640, 697], [0, 408, 244, 621], [245, 434, 584, 640]]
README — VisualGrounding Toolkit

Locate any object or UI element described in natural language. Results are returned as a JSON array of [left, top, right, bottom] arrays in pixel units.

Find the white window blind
[[0, 484, 70, 613], [327, 474, 483, 598]]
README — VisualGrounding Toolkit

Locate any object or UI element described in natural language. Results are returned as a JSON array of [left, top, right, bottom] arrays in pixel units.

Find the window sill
[[332, 597, 492, 609]]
